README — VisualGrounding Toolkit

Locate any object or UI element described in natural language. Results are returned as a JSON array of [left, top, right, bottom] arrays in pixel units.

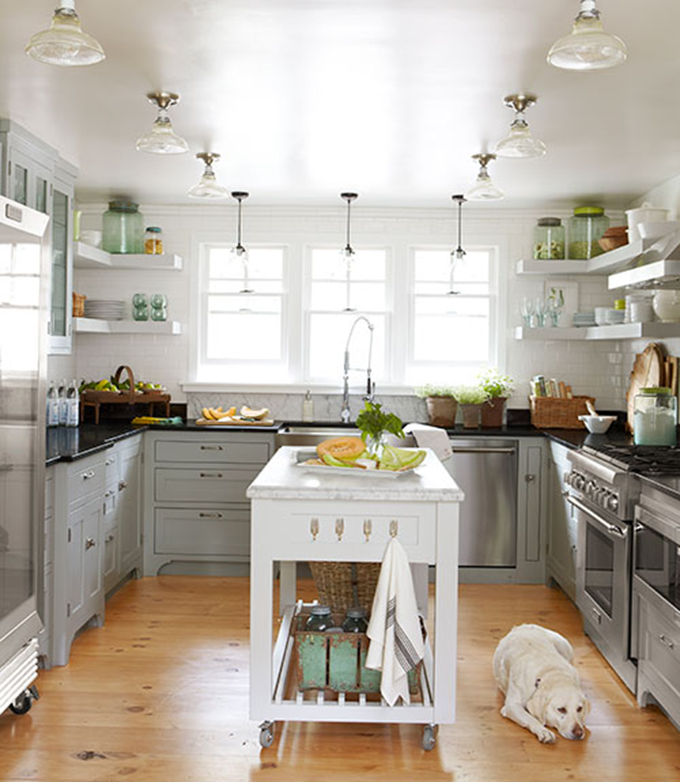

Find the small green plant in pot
[[414, 385, 458, 428], [453, 385, 489, 429], [477, 368, 515, 429]]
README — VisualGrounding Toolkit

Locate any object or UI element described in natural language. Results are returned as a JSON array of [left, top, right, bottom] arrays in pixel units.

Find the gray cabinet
[[546, 441, 577, 601], [144, 431, 275, 575]]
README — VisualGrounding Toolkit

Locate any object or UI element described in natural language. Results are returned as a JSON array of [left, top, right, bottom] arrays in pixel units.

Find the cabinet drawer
[[641, 598, 680, 694], [154, 467, 260, 504], [67, 459, 105, 505], [154, 508, 250, 558], [154, 439, 269, 464]]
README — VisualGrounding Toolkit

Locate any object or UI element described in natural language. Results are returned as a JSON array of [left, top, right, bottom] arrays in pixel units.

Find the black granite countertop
[[46, 424, 146, 466]]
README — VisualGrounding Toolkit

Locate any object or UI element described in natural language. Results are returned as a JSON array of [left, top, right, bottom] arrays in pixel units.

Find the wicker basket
[[530, 395, 595, 429], [309, 562, 381, 614]]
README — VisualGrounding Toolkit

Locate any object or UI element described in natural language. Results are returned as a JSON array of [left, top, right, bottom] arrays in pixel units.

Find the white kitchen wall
[[74, 202, 629, 417]]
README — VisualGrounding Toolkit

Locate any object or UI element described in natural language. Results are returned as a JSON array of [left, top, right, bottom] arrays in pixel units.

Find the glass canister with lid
[[533, 217, 565, 260], [102, 200, 145, 254], [144, 226, 163, 255], [305, 605, 333, 632], [568, 206, 610, 259], [633, 387, 677, 446]]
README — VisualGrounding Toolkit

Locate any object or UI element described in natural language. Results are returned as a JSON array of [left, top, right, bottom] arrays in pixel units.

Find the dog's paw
[[536, 727, 556, 744]]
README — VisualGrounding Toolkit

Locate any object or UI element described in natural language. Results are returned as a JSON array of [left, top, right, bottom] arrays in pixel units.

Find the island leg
[[433, 501, 458, 724]]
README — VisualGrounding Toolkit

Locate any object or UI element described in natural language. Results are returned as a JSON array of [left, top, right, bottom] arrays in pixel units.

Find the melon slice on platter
[[240, 406, 270, 420]]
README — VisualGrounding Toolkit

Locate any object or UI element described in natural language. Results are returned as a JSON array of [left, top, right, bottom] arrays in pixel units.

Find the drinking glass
[[534, 296, 548, 328], [150, 306, 167, 322], [150, 294, 167, 309], [547, 289, 565, 327], [520, 296, 536, 328], [132, 292, 147, 308], [133, 305, 149, 321]]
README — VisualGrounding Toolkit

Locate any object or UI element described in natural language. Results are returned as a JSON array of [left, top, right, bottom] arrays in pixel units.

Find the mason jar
[[568, 206, 610, 259], [342, 607, 369, 634], [533, 217, 565, 260], [634, 387, 677, 446], [305, 605, 333, 632], [102, 200, 145, 254]]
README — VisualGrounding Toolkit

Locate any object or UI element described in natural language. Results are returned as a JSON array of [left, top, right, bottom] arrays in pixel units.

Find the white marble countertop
[[246, 446, 464, 502]]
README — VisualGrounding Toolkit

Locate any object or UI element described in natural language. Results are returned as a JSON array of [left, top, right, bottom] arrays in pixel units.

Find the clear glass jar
[[568, 206, 610, 259], [634, 387, 677, 446], [342, 607, 368, 634], [102, 200, 145, 254], [533, 217, 565, 260], [305, 605, 333, 632], [144, 226, 163, 255]]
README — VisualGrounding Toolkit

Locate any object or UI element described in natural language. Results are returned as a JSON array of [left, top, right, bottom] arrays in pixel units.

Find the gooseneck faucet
[[341, 315, 375, 423]]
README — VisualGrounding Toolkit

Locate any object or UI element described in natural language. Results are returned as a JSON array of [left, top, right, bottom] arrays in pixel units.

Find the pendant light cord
[[345, 198, 352, 254]]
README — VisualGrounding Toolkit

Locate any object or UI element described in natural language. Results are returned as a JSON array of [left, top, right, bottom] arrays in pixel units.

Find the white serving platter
[[295, 460, 420, 479]]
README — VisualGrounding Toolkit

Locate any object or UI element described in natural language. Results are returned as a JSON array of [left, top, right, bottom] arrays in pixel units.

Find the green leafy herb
[[355, 400, 404, 444]]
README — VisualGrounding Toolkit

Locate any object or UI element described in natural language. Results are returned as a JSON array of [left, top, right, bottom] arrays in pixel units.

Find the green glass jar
[[533, 217, 565, 260], [305, 605, 332, 632], [568, 206, 610, 259], [634, 387, 677, 447], [342, 607, 368, 634], [102, 200, 145, 254]]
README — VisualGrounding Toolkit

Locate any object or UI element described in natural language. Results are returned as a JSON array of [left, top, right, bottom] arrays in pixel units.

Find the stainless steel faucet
[[341, 316, 375, 423]]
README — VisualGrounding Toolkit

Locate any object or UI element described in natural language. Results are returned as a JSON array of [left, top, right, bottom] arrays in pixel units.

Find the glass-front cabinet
[[48, 163, 76, 354]]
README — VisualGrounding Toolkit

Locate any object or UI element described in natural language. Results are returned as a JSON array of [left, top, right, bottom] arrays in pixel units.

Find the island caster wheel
[[9, 686, 39, 716], [259, 720, 275, 748], [422, 723, 438, 751]]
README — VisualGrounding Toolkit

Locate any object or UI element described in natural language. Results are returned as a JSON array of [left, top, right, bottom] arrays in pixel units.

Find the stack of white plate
[[573, 311, 597, 328], [84, 299, 125, 320]]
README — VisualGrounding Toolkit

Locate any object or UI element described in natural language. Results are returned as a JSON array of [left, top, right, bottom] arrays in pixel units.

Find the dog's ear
[[526, 686, 550, 724]]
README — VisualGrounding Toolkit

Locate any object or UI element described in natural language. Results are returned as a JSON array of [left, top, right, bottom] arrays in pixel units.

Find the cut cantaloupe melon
[[240, 406, 270, 420]]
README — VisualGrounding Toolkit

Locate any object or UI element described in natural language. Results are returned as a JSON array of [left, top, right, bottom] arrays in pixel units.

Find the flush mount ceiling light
[[448, 194, 467, 295], [466, 154, 504, 201], [135, 92, 188, 155], [25, 0, 104, 66], [340, 192, 358, 312], [548, 0, 627, 71], [231, 191, 253, 293], [188, 152, 229, 199], [495, 94, 547, 159]]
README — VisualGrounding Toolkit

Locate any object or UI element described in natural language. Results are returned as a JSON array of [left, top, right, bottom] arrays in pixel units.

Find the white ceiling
[[1, 0, 678, 208]]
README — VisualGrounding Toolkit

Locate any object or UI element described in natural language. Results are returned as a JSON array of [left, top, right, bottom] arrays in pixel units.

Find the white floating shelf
[[608, 260, 680, 291], [515, 259, 591, 275], [74, 318, 182, 335], [516, 241, 649, 277], [74, 242, 183, 271], [515, 323, 680, 341]]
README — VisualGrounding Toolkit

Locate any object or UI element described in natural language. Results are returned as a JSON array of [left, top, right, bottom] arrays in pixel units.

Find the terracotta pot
[[460, 403, 482, 429], [425, 396, 458, 428], [481, 397, 507, 428]]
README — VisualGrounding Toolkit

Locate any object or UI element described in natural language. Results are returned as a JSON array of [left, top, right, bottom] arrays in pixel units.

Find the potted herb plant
[[355, 400, 405, 458], [477, 368, 515, 429], [414, 385, 458, 428], [453, 385, 489, 429]]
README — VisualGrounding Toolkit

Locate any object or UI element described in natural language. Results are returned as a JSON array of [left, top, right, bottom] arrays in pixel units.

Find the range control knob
[[586, 480, 597, 498], [573, 473, 585, 491], [607, 494, 619, 513]]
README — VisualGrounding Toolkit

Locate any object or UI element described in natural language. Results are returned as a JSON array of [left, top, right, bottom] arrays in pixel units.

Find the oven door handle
[[566, 494, 628, 538]]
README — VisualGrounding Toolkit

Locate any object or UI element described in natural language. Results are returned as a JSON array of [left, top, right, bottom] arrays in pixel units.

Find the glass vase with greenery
[[355, 400, 405, 457]]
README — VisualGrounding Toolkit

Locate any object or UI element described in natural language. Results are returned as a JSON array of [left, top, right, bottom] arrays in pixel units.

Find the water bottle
[[47, 382, 59, 427], [66, 380, 79, 428], [58, 378, 68, 426]]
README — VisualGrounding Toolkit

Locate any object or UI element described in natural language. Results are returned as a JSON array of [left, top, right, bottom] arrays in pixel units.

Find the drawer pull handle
[[85, 537, 96, 550], [335, 517, 345, 541], [200, 445, 224, 451], [592, 609, 602, 625], [104, 490, 111, 498], [659, 634, 675, 650], [199, 472, 223, 478], [199, 512, 223, 519], [389, 519, 399, 538], [82, 470, 95, 480], [105, 458, 115, 466], [118, 480, 128, 491], [105, 534, 114, 543], [310, 517, 319, 541], [363, 519, 372, 542]]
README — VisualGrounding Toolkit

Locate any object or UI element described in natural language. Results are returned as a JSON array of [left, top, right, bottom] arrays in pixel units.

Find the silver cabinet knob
[[118, 480, 128, 491], [85, 537, 96, 550]]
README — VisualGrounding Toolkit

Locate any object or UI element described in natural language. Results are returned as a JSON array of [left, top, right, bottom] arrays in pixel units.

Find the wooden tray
[[195, 417, 275, 427]]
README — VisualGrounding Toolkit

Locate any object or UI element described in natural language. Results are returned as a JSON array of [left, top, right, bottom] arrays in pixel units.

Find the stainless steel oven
[[633, 499, 680, 615]]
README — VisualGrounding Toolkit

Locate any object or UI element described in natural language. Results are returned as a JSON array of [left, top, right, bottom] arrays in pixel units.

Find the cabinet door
[[66, 496, 102, 623], [547, 444, 577, 600], [118, 446, 143, 576]]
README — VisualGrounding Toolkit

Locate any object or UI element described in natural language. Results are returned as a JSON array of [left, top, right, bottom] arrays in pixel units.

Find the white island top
[[246, 446, 464, 503]]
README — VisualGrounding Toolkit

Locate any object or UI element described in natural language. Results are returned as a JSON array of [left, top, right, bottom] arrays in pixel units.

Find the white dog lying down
[[492, 623, 590, 744]]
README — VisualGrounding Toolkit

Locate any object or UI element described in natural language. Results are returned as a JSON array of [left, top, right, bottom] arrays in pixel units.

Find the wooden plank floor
[[1, 577, 679, 781]]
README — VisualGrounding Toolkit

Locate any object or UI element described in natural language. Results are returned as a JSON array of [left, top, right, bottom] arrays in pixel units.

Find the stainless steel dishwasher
[[444, 439, 518, 567]]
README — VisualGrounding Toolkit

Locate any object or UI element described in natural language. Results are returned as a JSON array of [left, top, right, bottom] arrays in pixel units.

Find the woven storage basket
[[309, 562, 381, 614], [530, 395, 595, 429]]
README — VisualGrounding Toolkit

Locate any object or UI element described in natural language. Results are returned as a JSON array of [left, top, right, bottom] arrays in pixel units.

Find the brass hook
[[389, 519, 398, 538], [310, 517, 319, 541], [363, 519, 372, 542]]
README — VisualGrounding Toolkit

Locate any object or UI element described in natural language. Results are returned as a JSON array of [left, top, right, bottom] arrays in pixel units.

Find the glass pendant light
[[548, 0, 627, 71], [495, 94, 547, 159], [25, 0, 104, 67], [448, 195, 466, 295], [340, 192, 358, 312], [135, 92, 189, 155], [188, 153, 229, 199], [231, 191, 253, 293], [466, 154, 504, 201]]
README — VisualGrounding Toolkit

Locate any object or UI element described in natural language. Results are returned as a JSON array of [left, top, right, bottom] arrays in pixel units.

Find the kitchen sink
[[275, 425, 361, 448]]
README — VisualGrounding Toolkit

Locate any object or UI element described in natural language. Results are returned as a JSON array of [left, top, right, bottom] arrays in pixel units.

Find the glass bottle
[[144, 226, 163, 255], [66, 380, 79, 428], [634, 388, 677, 446], [533, 217, 565, 260], [568, 206, 610, 259], [57, 378, 68, 426], [305, 605, 333, 632], [342, 607, 368, 633], [102, 200, 145, 254], [47, 382, 59, 427]]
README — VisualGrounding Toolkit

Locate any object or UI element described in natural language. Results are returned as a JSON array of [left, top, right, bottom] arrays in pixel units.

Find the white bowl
[[594, 307, 609, 325], [80, 230, 102, 248], [652, 290, 680, 322], [636, 220, 680, 241], [605, 309, 625, 325], [626, 206, 670, 242], [578, 415, 617, 434]]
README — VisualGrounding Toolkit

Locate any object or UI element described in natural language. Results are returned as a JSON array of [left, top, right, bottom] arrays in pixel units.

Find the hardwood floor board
[[2, 576, 680, 782]]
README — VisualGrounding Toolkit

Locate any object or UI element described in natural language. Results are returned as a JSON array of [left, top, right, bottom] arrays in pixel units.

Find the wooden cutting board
[[195, 417, 275, 427], [626, 343, 664, 433]]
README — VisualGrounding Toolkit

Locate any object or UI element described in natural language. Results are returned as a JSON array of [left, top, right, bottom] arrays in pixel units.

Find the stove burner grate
[[584, 444, 680, 475]]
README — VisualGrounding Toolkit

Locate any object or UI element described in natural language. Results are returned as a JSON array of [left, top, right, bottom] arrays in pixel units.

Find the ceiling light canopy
[[25, 0, 104, 67], [548, 0, 627, 71], [135, 92, 188, 155], [188, 152, 229, 199], [495, 94, 547, 159], [466, 154, 504, 201]]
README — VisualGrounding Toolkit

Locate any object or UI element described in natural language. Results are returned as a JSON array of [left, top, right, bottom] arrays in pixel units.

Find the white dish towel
[[404, 422, 452, 462], [365, 537, 424, 706]]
